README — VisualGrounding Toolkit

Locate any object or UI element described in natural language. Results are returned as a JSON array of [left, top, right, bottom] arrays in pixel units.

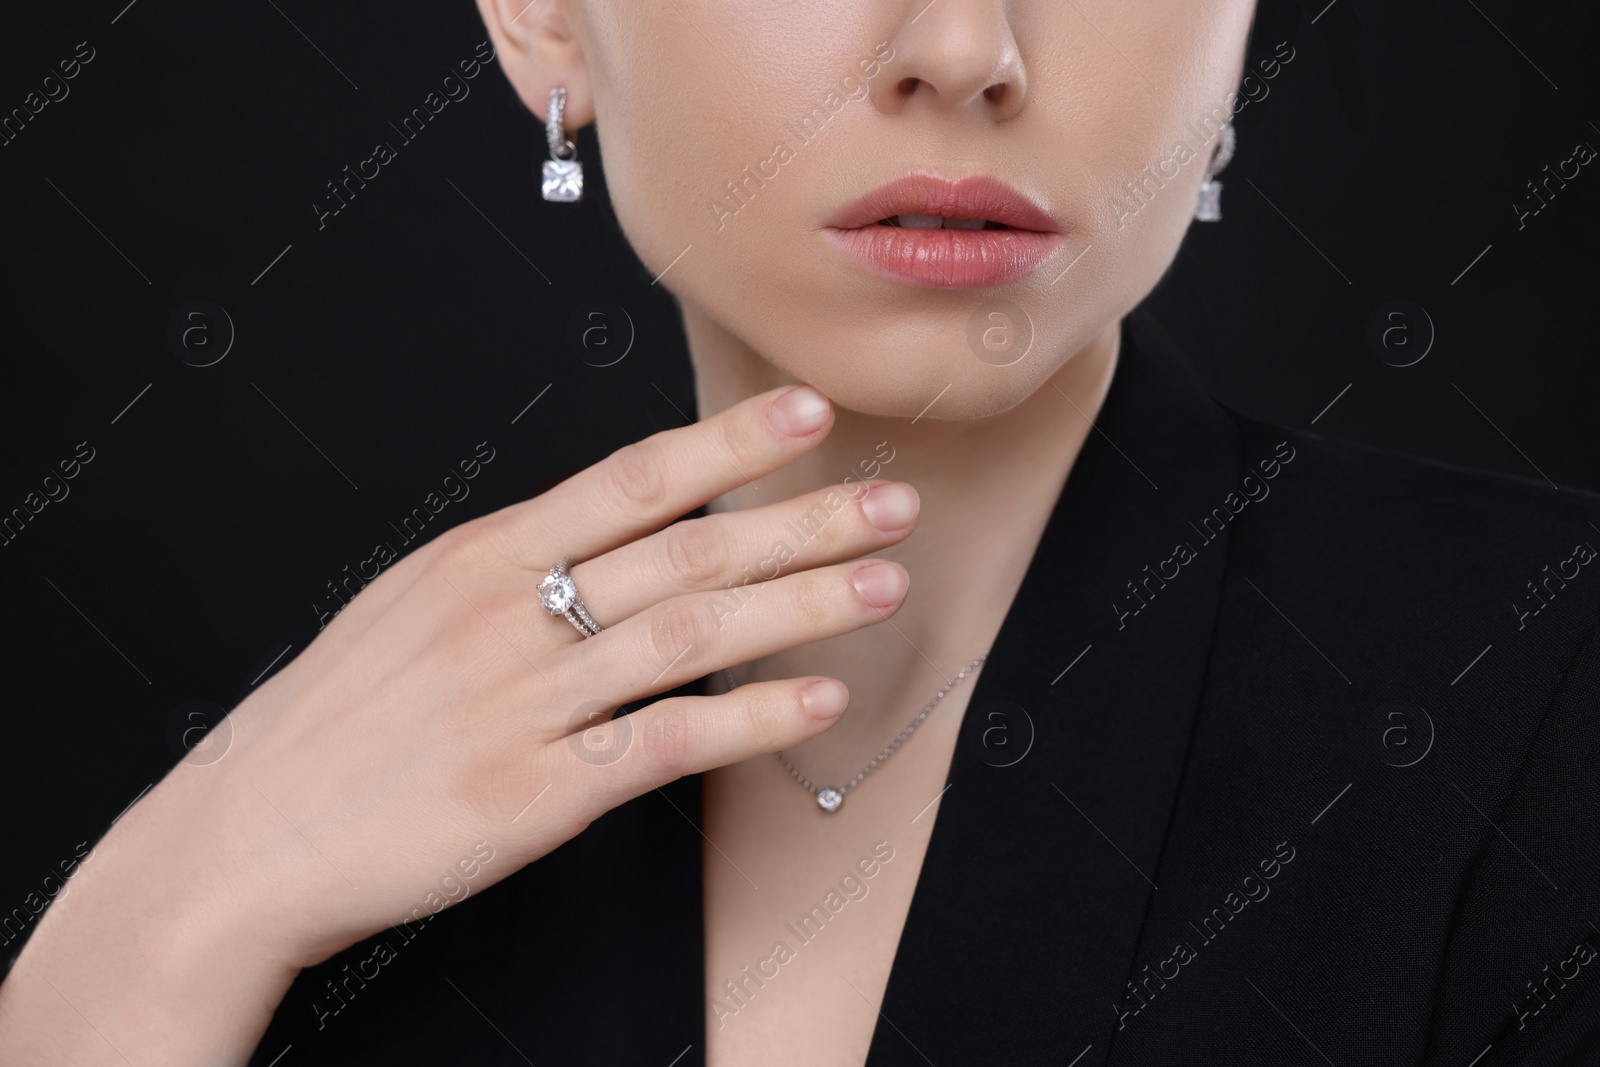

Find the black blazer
[[247, 308, 1600, 1066]]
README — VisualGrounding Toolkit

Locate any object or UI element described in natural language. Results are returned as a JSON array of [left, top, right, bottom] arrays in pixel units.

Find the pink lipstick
[[823, 173, 1064, 288]]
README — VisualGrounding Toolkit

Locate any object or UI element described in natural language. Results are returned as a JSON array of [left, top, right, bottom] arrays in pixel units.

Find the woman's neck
[[684, 303, 1120, 767]]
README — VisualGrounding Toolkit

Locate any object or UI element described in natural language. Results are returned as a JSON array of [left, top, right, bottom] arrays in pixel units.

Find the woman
[[3, 1, 1597, 1064]]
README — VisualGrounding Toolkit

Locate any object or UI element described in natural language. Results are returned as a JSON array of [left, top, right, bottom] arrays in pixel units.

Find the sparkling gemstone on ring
[[538, 572, 578, 614], [816, 788, 843, 813]]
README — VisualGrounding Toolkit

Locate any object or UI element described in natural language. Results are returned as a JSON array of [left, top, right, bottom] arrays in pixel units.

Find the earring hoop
[[542, 86, 584, 203], [1194, 122, 1235, 222]]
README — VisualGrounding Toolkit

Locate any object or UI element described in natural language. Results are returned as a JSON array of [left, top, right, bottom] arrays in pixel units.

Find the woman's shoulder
[[1224, 404, 1600, 645], [1208, 406, 1600, 1064], [1216, 404, 1600, 743], [1230, 404, 1600, 541]]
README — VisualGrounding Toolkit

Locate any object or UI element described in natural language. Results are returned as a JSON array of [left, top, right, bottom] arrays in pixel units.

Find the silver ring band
[[538, 555, 603, 637]]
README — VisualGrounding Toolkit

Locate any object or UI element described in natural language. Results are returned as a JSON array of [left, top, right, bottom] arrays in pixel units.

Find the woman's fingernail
[[802, 679, 849, 719], [861, 482, 919, 531], [851, 561, 908, 608], [769, 386, 831, 437]]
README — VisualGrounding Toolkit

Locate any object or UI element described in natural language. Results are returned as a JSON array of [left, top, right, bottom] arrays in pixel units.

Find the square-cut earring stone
[[1195, 180, 1223, 222], [542, 159, 584, 202]]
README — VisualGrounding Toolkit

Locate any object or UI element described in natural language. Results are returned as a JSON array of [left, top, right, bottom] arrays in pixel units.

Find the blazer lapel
[[865, 309, 1243, 1066], [502, 309, 1242, 1067]]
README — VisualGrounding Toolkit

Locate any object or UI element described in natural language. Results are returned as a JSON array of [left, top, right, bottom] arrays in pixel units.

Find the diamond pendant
[[816, 787, 843, 813]]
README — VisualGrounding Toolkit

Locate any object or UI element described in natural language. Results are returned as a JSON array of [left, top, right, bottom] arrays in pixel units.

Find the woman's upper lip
[[824, 173, 1062, 233]]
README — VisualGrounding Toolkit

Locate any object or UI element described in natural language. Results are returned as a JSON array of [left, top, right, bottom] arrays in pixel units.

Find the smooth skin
[[471, 1, 1254, 1062], [0, 385, 915, 1063], [0, 0, 1262, 1063]]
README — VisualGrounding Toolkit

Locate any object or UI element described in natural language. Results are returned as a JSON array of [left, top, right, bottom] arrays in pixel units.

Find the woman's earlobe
[[474, 0, 596, 127]]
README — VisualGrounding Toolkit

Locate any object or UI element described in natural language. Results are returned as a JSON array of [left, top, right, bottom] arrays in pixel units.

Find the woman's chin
[[785, 356, 1060, 423]]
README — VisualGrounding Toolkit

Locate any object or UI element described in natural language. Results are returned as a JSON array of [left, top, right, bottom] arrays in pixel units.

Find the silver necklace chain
[[719, 653, 988, 813]]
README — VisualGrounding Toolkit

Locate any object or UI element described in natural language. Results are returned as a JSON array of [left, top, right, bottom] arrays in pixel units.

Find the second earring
[[1194, 123, 1235, 222]]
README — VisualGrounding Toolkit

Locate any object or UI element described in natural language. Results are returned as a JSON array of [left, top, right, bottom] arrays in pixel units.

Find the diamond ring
[[538, 556, 604, 637]]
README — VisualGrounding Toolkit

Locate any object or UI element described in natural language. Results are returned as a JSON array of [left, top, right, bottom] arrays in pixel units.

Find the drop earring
[[1194, 122, 1236, 222], [542, 86, 583, 203]]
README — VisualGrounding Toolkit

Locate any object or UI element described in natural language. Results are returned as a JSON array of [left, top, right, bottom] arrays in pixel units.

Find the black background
[[1, 0, 1596, 999]]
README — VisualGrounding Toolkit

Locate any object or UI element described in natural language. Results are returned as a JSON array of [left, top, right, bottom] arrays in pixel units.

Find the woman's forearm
[[0, 777, 301, 1066]]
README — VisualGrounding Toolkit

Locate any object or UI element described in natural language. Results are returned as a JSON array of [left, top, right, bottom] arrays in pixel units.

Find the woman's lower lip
[[822, 225, 1064, 288]]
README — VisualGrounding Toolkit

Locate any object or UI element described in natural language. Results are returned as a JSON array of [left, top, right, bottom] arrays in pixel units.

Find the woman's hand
[[0, 383, 921, 1065]]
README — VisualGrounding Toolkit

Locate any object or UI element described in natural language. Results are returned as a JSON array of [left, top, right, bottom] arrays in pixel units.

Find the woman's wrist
[[0, 774, 309, 1065]]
